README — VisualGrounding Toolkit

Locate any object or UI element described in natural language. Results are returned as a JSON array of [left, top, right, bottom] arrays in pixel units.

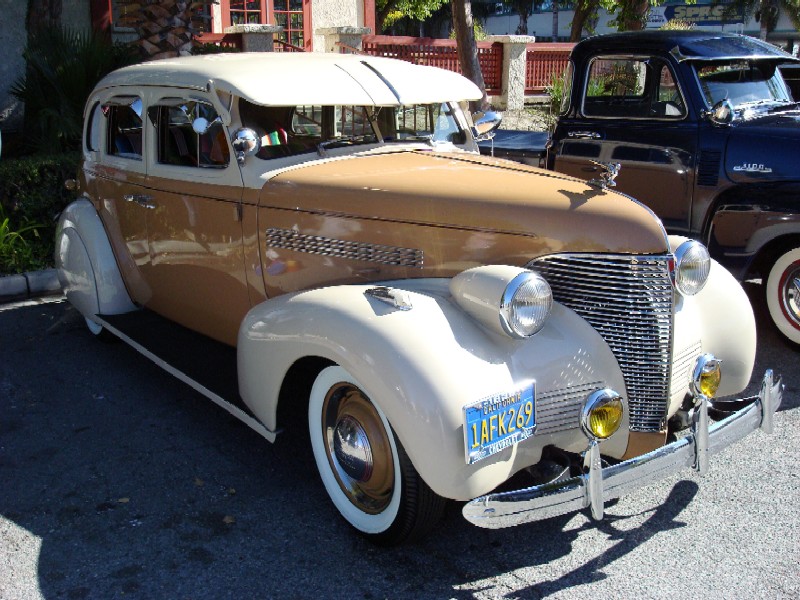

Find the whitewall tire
[[766, 247, 800, 345], [308, 365, 445, 545]]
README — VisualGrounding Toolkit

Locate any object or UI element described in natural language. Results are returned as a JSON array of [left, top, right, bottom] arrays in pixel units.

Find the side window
[[86, 102, 103, 152], [584, 57, 685, 120], [155, 101, 230, 168], [105, 97, 143, 159]]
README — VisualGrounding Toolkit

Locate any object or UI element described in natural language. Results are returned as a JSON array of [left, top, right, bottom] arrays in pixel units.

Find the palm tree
[[116, 0, 216, 60]]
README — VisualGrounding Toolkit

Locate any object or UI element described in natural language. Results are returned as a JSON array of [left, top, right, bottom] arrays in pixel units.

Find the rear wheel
[[308, 365, 445, 545], [765, 247, 800, 345]]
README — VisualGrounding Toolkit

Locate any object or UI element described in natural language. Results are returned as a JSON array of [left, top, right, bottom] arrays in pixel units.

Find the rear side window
[[85, 102, 103, 152], [105, 97, 143, 159]]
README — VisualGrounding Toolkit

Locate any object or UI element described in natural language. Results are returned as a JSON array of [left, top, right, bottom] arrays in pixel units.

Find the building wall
[[311, 0, 366, 51], [0, 0, 90, 134]]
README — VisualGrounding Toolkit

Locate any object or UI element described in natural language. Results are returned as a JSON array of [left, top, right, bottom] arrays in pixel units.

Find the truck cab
[[547, 31, 800, 345]]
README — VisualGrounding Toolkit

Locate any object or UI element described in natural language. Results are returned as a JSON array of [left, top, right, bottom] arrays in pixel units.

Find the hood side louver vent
[[697, 150, 721, 187]]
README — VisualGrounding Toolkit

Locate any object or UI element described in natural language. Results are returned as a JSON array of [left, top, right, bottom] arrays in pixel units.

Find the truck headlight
[[450, 266, 552, 339], [673, 240, 710, 296]]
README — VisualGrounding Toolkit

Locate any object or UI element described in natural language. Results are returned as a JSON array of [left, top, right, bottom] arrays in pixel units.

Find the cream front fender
[[237, 280, 629, 501], [55, 199, 136, 319], [670, 236, 756, 399]]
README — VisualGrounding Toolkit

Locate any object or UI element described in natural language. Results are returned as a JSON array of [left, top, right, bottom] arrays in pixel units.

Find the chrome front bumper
[[463, 370, 783, 528]]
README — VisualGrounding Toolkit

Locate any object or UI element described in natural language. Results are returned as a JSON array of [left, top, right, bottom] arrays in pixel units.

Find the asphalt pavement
[[1, 285, 798, 600]]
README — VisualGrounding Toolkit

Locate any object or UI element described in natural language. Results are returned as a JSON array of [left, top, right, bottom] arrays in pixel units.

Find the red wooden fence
[[525, 42, 574, 93], [361, 35, 503, 94]]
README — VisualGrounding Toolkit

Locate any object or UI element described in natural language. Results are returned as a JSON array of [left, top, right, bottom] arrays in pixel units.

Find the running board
[[98, 310, 276, 442]]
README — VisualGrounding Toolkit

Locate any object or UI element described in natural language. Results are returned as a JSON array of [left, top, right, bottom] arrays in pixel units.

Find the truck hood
[[726, 108, 800, 183], [260, 150, 669, 257]]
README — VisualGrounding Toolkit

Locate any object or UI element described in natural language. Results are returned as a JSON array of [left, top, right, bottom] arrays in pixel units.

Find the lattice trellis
[[117, 0, 217, 60]]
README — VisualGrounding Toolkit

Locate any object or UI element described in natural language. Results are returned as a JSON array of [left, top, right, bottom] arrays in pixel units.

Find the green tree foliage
[[11, 27, 137, 154], [377, 0, 449, 30]]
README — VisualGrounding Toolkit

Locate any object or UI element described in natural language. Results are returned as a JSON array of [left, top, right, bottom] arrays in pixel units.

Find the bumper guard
[[463, 370, 783, 528]]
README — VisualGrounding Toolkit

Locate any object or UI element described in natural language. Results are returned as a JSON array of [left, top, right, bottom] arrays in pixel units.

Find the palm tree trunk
[[26, 0, 62, 35]]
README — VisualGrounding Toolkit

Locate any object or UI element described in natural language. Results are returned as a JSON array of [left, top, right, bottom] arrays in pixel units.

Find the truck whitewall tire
[[308, 365, 445, 545], [766, 247, 800, 345]]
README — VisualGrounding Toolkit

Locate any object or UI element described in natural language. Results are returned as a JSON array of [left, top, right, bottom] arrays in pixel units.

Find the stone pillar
[[489, 35, 536, 110], [316, 26, 371, 53], [224, 24, 284, 52]]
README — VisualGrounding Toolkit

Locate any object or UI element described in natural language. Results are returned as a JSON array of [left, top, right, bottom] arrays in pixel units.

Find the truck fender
[[237, 279, 629, 501], [670, 235, 755, 397], [55, 198, 136, 320]]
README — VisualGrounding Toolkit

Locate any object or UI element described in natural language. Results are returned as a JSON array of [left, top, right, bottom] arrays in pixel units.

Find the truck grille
[[529, 254, 674, 432]]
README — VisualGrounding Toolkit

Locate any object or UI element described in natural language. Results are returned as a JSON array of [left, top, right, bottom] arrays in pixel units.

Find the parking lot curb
[[0, 268, 62, 304]]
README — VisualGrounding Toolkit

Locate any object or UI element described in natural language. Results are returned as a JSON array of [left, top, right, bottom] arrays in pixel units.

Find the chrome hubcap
[[779, 261, 800, 329], [322, 383, 394, 514]]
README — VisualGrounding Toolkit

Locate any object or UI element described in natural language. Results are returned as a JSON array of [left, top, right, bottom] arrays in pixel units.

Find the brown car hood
[[260, 150, 669, 256]]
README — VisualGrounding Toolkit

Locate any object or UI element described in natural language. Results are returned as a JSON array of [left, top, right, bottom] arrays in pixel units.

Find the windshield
[[694, 60, 793, 109], [239, 101, 466, 161]]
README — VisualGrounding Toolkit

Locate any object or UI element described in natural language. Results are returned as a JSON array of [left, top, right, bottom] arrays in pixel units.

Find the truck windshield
[[694, 60, 793, 110]]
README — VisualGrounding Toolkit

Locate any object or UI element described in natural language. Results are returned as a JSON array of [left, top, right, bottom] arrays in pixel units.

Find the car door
[[92, 93, 154, 305], [553, 55, 698, 234], [142, 95, 251, 346]]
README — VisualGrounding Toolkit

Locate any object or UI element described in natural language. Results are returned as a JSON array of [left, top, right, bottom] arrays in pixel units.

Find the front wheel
[[765, 247, 800, 345], [308, 365, 445, 545]]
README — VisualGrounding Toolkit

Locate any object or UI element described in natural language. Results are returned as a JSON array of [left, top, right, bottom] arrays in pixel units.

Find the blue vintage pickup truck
[[484, 31, 800, 345]]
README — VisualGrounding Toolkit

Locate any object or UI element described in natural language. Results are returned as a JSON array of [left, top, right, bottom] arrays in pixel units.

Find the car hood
[[260, 150, 669, 257], [726, 109, 800, 183]]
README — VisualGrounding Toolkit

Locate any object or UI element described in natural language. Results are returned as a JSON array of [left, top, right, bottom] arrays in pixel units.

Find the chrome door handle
[[123, 194, 155, 209], [567, 131, 601, 139]]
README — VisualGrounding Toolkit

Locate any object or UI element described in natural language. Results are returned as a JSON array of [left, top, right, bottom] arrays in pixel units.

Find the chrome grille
[[530, 254, 674, 432], [537, 381, 602, 434]]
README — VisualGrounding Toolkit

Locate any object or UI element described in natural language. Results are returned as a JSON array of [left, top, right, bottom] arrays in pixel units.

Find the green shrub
[[0, 153, 80, 274], [11, 26, 137, 154]]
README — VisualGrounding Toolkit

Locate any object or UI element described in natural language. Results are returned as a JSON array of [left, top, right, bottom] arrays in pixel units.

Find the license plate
[[463, 384, 536, 464]]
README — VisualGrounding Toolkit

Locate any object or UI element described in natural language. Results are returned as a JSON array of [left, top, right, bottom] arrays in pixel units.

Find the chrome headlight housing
[[500, 271, 553, 338], [673, 240, 710, 296], [450, 266, 553, 339]]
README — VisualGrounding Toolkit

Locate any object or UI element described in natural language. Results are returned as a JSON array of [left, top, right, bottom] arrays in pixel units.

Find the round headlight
[[500, 272, 553, 338], [674, 240, 711, 296], [581, 389, 624, 440], [691, 353, 722, 399]]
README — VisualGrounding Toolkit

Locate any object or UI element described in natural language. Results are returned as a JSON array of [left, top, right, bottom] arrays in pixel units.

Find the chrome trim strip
[[463, 370, 782, 529], [265, 228, 424, 268]]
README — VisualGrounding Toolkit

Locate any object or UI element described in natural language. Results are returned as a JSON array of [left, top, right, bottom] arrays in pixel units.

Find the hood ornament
[[587, 161, 621, 190]]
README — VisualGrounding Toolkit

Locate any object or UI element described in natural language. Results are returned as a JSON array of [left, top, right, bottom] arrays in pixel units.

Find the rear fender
[[55, 199, 136, 319], [238, 279, 628, 501]]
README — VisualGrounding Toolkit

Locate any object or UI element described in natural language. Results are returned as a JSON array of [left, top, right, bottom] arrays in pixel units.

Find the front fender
[[670, 236, 755, 400], [238, 279, 628, 501]]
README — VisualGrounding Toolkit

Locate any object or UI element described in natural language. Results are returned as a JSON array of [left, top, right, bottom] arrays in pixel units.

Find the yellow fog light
[[581, 389, 624, 440], [692, 354, 722, 399]]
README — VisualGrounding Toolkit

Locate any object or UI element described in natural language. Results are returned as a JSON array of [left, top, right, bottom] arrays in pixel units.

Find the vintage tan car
[[56, 52, 782, 545]]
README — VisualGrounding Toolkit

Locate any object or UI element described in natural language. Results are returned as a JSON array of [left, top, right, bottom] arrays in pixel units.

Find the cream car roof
[[95, 52, 483, 106]]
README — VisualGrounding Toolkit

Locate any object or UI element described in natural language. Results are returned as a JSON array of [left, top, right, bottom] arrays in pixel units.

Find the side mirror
[[705, 99, 734, 126], [471, 110, 503, 140], [231, 128, 261, 164]]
